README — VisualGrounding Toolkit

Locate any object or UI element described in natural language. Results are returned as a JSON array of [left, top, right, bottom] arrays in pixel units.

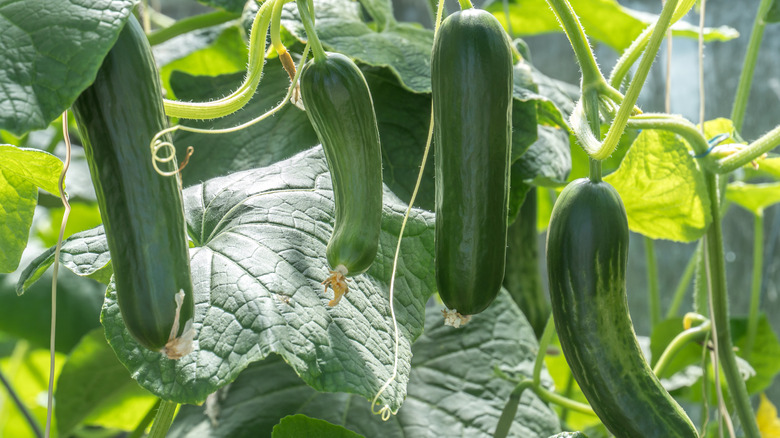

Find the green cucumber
[[72, 16, 194, 358], [432, 8, 512, 318], [300, 52, 383, 306], [546, 178, 698, 438], [504, 189, 549, 338]]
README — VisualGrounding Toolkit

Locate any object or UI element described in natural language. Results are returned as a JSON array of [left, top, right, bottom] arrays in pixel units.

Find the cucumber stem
[[148, 400, 178, 438], [665, 242, 699, 319], [652, 319, 711, 377], [703, 171, 760, 438], [545, 0, 602, 86], [147, 10, 240, 46], [745, 211, 764, 359], [457, 0, 474, 10], [730, 0, 775, 133], [645, 236, 661, 329], [297, 0, 327, 62], [162, 1, 274, 119]]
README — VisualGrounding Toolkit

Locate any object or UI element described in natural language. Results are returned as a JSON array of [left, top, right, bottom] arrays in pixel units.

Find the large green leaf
[[767, 0, 780, 22], [55, 328, 157, 436], [92, 147, 433, 409], [17, 226, 112, 294], [0, 145, 62, 272], [486, 0, 738, 53], [168, 291, 561, 437], [281, 0, 433, 93], [0, 0, 134, 135], [272, 415, 365, 438], [604, 129, 711, 242], [726, 182, 780, 215]]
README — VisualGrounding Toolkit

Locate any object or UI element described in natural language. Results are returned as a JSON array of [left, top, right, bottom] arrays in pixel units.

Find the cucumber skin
[[546, 178, 698, 438], [300, 53, 383, 276], [432, 9, 512, 315], [72, 16, 194, 352]]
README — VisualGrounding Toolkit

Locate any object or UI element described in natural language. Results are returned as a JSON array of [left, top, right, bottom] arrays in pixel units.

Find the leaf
[[169, 58, 319, 188], [272, 415, 365, 438], [0, 0, 135, 135], [17, 226, 112, 294], [100, 146, 435, 410], [281, 0, 434, 93], [55, 328, 157, 436], [169, 291, 561, 437], [0, 349, 66, 437], [0, 268, 103, 352], [754, 157, 780, 179], [516, 126, 571, 188], [604, 129, 711, 242], [726, 181, 780, 215], [486, 0, 738, 53], [0, 145, 62, 272], [757, 394, 780, 437], [767, 0, 780, 23]]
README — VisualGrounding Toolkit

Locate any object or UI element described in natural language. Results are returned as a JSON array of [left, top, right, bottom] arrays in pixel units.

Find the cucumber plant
[[72, 16, 195, 358], [431, 6, 513, 322]]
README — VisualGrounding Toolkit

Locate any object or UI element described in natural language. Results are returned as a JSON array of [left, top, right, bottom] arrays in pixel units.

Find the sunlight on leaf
[[604, 130, 711, 242]]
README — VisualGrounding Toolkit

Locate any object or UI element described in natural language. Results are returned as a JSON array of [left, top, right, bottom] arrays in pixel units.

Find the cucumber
[[299, 52, 383, 306], [546, 178, 698, 437], [72, 16, 195, 358], [504, 189, 549, 338], [432, 8, 512, 318]]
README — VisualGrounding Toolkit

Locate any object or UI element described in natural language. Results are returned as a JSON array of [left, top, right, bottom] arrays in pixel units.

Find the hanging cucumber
[[504, 189, 549, 338], [299, 52, 383, 307], [72, 16, 195, 359], [546, 178, 698, 437], [432, 8, 513, 321]]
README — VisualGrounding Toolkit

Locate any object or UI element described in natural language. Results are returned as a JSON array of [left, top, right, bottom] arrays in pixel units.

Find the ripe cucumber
[[432, 8, 513, 318], [299, 52, 383, 306], [72, 16, 194, 358], [546, 178, 698, 437]]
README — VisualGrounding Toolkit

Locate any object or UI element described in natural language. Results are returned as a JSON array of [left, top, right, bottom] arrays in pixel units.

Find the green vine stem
[[457, 0, 473, 10], [534, 316, 556, 386], [0, 369, 43, 438], [645, 236, 661, 329], [577, 0, 679, 161], [297, 0, 327, 62], [545, 0, 602, 86], [712, 124, 780, 173], [625, 113, 709, 155], [162, 1, 274, 119], [745, 211, 764, 359], [493, 380, 532, 438], [652, 317, 711, 377], [666, 242, 700, 319], [128, 399, 162, 438], [730, 0, 775, 132], [147, 10, 240, 46], [608, 0, 696, 88], [703, 171, 761, 438], [148, 400, 178, 438]]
